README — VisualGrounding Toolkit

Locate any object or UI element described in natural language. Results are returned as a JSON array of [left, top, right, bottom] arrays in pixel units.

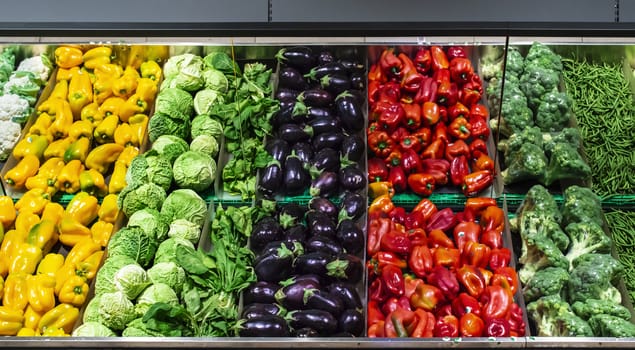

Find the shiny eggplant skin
[[251, 216, 284, 252], [278, 66, 308, 91], [338, 191, 366, 222], [349, 72, 366, 91], [284, 154, 310, 195], [276, 88, 301, 102], [326, 282, 363, 310], [306, 210, 337, 238], [243, 281, 281, 305], [338, 309, 364, 336], [239, 315, 291, 337], [306, 107, 334, 121], [312, 132, 344, 151], [279, 123, 313, 144], [286, 309, 338, 335], [340, 59, 366, 75], [258, 160, 283, 197], [335, 91, 365, 133], [280, 273, 323, 288], [272, 104, 308, 127], [317, 50, 335, 65], [309, 171, 339, 198], [320, 74, 352, 95], [254, 249, 294, 282], [304, 62, 347, 82], [241, 303, 286, 320], [261, 240, 304, 258], [305, 235, 344, 255], [276, 46, 315, 71], [340, 134, 365, 162], [294, 327, 320, 337], [299, 88, 334, 108], [274, 278, 321, 310], [326, 253, 363, 283], [310, 147, 341, 175], [291, 142, 314, 165], [265, 138, 290, 163], [294, 251, 333, 277], [278, 202, 306, 229], [285, 224, 309, 243], [308, 116, 341, 135], [308, 197, 339, 221], [336, 219, 364, 255], [304, 289, 344, 316], [338, 164, 367, 192]]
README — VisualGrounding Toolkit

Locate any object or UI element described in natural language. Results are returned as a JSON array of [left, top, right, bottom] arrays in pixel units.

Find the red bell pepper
[[412, 127, 432, 149], [368, 217, 393, 255], [381, 264, 406, 297], [388, 206, 407, 226], [480, 284, 513, 320], [448, 102, 470, 121], [450, 155, 470, 187], [380, 229, 412, 256], [428, 229, 455, 249], [453, 221, 481, 253], [385, 308, 417, 337], [452, 292, 482, 318], [368, 130, 395, 158], [434, 68, 451, 86], [369, 276, 389, 302], [402, 103, 422, 131], [414, 47, 432, 75], [462, 241, 492, 268], [425, 208, 457, 233], [368, 80, 381, 105], [412, 198, 438, 222], [399, 135, 422, 153], [465, 197, 497, 216], [379, 101, 406, 132], [427, 265, 460, 299], [469, 117, 490, 142], [409, 244, 434, 278], [398, 53, 424, 93], [432, 122, 448, 143], [455, 206, 476, 223], [457, 265, 487, 298], [368, 63, 385, 82], [368, 157, 390, 183], [407, 173, 435, 196], [469, 102, 489, 120], [421, 139, 445, 159], [421, 158, 451, 175], [434, 314, 459, 337], [430, 46, 449, 71], [414, 77, 437, 104], [401, 148, 423, 174], [473, 154, 495, 173], [435, 304, 453, 318], [368, 300, 385, 326], [481, 229, 503, 250], [448, 116, 471, 140], [489, 248, 512, 270], [389, 165, 408, 193], [369, 194, 395, 217], [410, 309, 436, 338], [379, 81, 402, 102], [404, 273, 425, 299], [485, 318, 510, 337], [390, 126, 410, 142], [369, 181, 395, 200], [436, 80, 458, 107], [459, 313, 485, 337], [446, 46, 467, 60], [459, 77, 483, 107], [410, 283, 444, 312], [407, 228, 428, 246], [445, 139, 470, 161], [422, 101, 440, 126], [480, 205, 505, 234], [469, 138, 489, 159], [493, 266, 519, 295], [508, 303, 526, 337], [382, 296, 412, 315], [369, 251, 408, 275], [368, 320, 385, 337], [386, 149, 403, 168], [480, 267, 493, 286], [462, 170, 494, 197], [428, 169, 449, 186], [432, 246, 461, 270], [379, 48, 403, 78], [404, 210, 424, 230], [449, 57, 474, 85]]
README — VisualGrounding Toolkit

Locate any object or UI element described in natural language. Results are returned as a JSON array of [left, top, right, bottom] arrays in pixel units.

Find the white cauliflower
[[0, 120, 23, 161], [0, 94, 31, 123], [16, 55, 51, 84]]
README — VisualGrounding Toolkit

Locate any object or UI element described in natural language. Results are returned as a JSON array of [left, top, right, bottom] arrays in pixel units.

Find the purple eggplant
[[254, 245, 295, 282], [298, 88, 333, 108], [251, 216, 284, 252], [309, 147, 340, 177], [312, 131, 344, 152], [304, 289, 344, 316], [335, 91, 364, 133], [261, 240, 305, 259], [284, 153, 310, 195], [275, 277, 321, 310], [272, 104, 308, 127], [275, 46, 315, 71], [309, 197, 339, 221], [276, 88, 301, 102], [279, 123, 313, 144], [285, 309, 338, 335], [338, 309, 364, 336], [265, 138, 290, 163], [340, 59, 366, 75], [338, 164, 367, 192], [317, 50, 335, 65], [258, 160, 283, 197], [241, 303, 287, 320], [285, 224, 309, 243], [326, 253, 363, 283], [291, 142, 313, 165], [308, 116, 341, 135], [338, 191, 365, 222], [278, 66, 308, 91], [304, 62, 347, 82], [239, 315, 291, 337], [243, 281, 281, 305], [305, 235, 344, 256], [294, 327, 320, 337], [341, 134, 365, 162], [306, 106, 334, 121], [309, 171, 339, 197], [278, 202, 306, 228], [326, 282, 363, 310], [349, 72, 366, 91], [335, 219, 364, 255], [294, 251, 333, 277], [280, 273, 323, 288], [306, 210, 337, 238], [320, 74, 351, 95]]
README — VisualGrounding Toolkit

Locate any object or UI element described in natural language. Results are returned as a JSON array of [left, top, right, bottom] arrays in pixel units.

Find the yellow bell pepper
[[15, 188, 50, 215], [25, 175, 57, 199], [36, 253, 64, 278], [9, 243, 43, 275], [54, 160, 84, 194], [80, 101, 103, 127], [23, 305, 43, 331], [38, 303, 78, 334], [99, 96, 125, 117], [118, 94, 147, 122], [97, 193, 119, 223], [90, 220, 114, 247], [42, 326, 69, 336], [65, 192, 99, 227], [3, 273, 29, 310], [26, 274, 56, 313], [92, 77, 114, 105], [0, 230, 25, 276], [28, 114, 54, 141], [93, 114, 119, 144], [126, 46, 168, 70], [116, 144, 140, 167], [17, 327, 37, 336], [107, 160, 128, 194], [47, 78, 69, 101], [55, 67, 78, 82], [136, 77, 158, 101], [62, 136, 91, 163], [43, 137, 73, 160], [5, 154, 40, 189], [140, 60, 162, 81], [0, 256, 6, 279], [94, 63, 123, 81], [40, 202, 64, 227], [57, 275, 88, 307], [128, 113, 148, 144], [85, 143, 124, 174], [0, 275, 3, 299], [27, 158, 65, 198], [78, 169, 108, 197], [67, 68, 93, 118], [14, 212, 39, 237], [0, 196, 17, 230], [0, 305, 24, 335], [57, 215, 92, 247], [54, 264, 74, 296], [26, 219, 58, 254], [75, 250, 104, 280], [12, 134, 49, 161], [82, 46, 112, 70], [67, 120, 94, 141], [112, 66, 139, 98], [54, 46, 83, 69], [49, 100, 74, 140], [113, 122, 138, 147], [63, 237, 101, 270]]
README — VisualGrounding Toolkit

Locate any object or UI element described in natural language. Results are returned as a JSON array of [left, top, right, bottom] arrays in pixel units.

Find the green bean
[[605, 210, 635, 295]]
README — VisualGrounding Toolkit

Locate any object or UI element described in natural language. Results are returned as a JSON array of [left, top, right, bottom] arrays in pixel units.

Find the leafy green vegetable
[[147, 262, 187, 295], [94, 255, 137, 296], [82, 294, 102, 323], [190, 114, 223, 141], [135, 283, 180, 317], [193, 89, 224, 116], [117, 182, 166, 218], [147, 111, 192, 143], [98, 291, 137, 331], [125, 150, 173, 192], [151, 135, 190, 164], [113, 263, 151, 300], [161, 54, 205, 92], [168, 218, 201, 244], [222, 138, 272, 200], [71, 322, 117, 337], [160, 188, 208, 228], [107, 226, 158, 268], [172, 151, 216, 193], [141, 302, 193, 337], [189, 134, 219, 158], [126, 208, 170, 242], [153, 237, 195, 265], [202, 68, 229, 92], [154, 88, 194, 121]]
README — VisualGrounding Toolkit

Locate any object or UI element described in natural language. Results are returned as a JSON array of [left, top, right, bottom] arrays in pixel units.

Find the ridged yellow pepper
[[25, 175, 57, 199], [5, 155, 40, 189], [92, 77, 114, 105], [112, 66, 139, 98], [97, 193, 119, 223], [78, 169, 108, 197], [15, 188, 50, 215], [36, 253, 64, 278], [93, 114, 119, 144], [0, 275, 3, 299], [38, 303, 78, 334], [126, 46, 168, 70], [113, 122, 138, 147], [65, 192, 99, 227], [94, 63, 123, 82], [57, 215, 92, 247], [57, 275, 88, 307], [54, 160, 84, 194], [43, 137, 73, 160], [67, 120, 94, 141], [12, 134, 49, 161], [90, 220, 114, 247], [54, 264, 74, 296], [80, 102, 103, 127], [40, 202, 64, 227], [75, 250, 103, 280], [0, 230, 26, 277], [48, 100, 74, 140], [68, 68, 93, 118], [128, 113, 148, 143], [26, 219, 58, 254], [137, 77, 158, 100], [99, 97, 125, 117], [9, 243, 43, 275], [118, 94, 147, 122], [14, 212, 39, 237], [47, 78, 69, 101], [63, 137, 91, 163], [107, 160, 128, 195], [28, 115, 54, 141], [0, 256, 6, 279], [23, 305, 43, 331], [116, 144, 140, 167], [54, 46, 83, 69], [82, 46, 112, 70], [140, 60, 163, 82], [0, 305, 24, 335], [27, 158, 65, 198], [26, 274, 56, 313], [63, 237, 101, 270], [85, 143, 124, 174], [42, 326, 69, 337], [17, 327, 37, 336], [3, 273, 29, 310], [0, 196, 17, 230]]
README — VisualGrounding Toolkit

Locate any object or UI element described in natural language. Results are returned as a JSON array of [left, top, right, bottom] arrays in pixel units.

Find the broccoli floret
[[505, 46, 525, 78], [516, 184, 563, 224], [535, 91, 572, 132], [518, 228, 568, 284], [543, 127, 582, 156], [564, 222, 612, 270], [588, 314, 635, 337], [521, 211, 570, 252], [490, 86, 534, 138], [524, 42, 563, 73], [501, 143, 548, 185], [544, 142, 592, 186], [519, 64, 560, 111], [523, 266, 570, 302], [568, 253, 624, 303], [572, 299, 632, 321], [498, 126, 543, 158], [526, 295, 593, 337], [561, 185, 604, 227]]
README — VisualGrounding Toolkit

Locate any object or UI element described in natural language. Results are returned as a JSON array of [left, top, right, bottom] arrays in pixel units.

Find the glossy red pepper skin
[[489, 248, 512, 270], [421, 158, 451, 175], [412, 127, 432, 149], [410, 309, 436, 338], [382, 296, 412, 315], [428, 229, 456, 249], [457, 265, 487, 298], [480, 284, 513, 320], [480, 205, 505, 234], [453, 221, 481, 253], [369, 277, 389, 303], [448, 102, 470, 121], [368, 130, 395, 158], [492, 266, 519, 295], [412, 198, 438, 222], [430, 46, 449, 71], [369, 63, 384, 82], [432, 246, 461, 270], [428, 169, 449, 186], [464, 198, 497, 216], [414, 76, 437, 104], [450, 155, 470, 187], [459, 76, 484, 107], [462, 241, 492, 268], [426, 208, 457, 233], [369, 195, 395, 218], [446, 46, 467, 60], [390, 126, 410, 143], [380, 229, 412, 256], [389, 165, 408, 193], [410, 283, 445, 312], [427, 265, 460, 299], [385, 308, 418, 337], [369, 251, 408, 275], [378, 101, 406, 132], [449, 57, 474, 85], [368, 157, 390, 183], [368, 79, 382, 105], [399, 135, 422, 153], [401, 149, 423, 174], [404, 210, 424, 231], [388, 206, 407, 226], [452, 292, 482, 318], [385, 149, 403, 168], [368, 217, 393, 256], [421, 139, 445, 160], [434, 314, 460, 337], [462, 170, 494, 197], [399, 53, 425, 93], [436, 81, 458, 107], [469, 103, 489, 120], [473, 154, 495, 173], [380, 48, 403, 79], [402, 103, 422, 131], [414, 47, 432, 75], [404, 274, 425, 299], [408, 244, 433, 278], [481, 229, 503, 250], [460, 313, 485, 337], [508, 303, 527, 336], [407, 173, 436, 196], [445, 139, 470, 161], [448, 116, 471, 140], [469, 138, 488, 159], [382, 264, 406, 297], [407, 228, 427, 247], [469, 115, 490, 140], [368, 320, 386, 337], [422, 101, 440, 126], [486, 318, 510, 337], [367, 300, 385, 327]]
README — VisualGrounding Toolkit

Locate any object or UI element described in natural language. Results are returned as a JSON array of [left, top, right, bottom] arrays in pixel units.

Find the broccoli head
[[535, 91, 572, 132], [571, 298, 632, 321], [519, 64, 560, 111], [544, 142, 592, 186], [543, 127, 582, 156], [521, 211, 570, 252], [561, 185, 604, 227], [588, 314, 635, 337], [523, 266, 570, 302], [498, 126, 543, 158], [524, 42, 564, 73], [491, 86, 534, 138], [505, 46, 525, 78], [568, 253, 624, 303], [564, 221, 612, 270], [501, 143, 548, 185], [518, 228, 568, 284], [526, 295, 593, 337], [516, 184, 563, 224]]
